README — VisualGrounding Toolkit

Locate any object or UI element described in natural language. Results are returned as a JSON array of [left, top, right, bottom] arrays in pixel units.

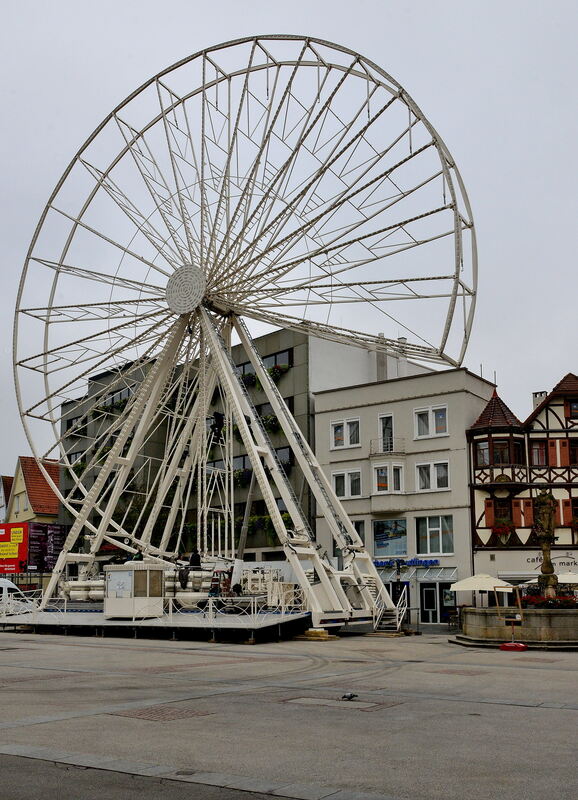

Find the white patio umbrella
[[524, 571, 578, 586], [450, 574, 514, 592]]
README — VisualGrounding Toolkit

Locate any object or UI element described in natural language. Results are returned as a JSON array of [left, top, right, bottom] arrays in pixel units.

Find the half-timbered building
[[468, 374, 578, 583]]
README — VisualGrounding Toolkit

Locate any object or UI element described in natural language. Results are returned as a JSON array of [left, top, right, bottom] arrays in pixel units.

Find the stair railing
[[395, 585, 408, 631]]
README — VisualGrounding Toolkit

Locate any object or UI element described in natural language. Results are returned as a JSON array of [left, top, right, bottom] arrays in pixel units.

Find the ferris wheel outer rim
[[13, 33, 478, 491]]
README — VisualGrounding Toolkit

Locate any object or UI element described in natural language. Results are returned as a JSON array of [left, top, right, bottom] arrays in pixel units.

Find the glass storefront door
[[420, 583, 438, 622]]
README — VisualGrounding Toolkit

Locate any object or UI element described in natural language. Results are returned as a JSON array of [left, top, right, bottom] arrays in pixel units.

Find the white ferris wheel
[[13, 35, 477, 622]]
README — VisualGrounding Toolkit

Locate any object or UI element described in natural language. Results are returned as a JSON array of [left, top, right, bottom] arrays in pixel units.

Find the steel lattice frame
[[13, 35, 477, 621]]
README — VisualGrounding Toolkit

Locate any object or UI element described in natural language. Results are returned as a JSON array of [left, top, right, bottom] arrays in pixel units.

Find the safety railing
[[166, 587, 306, 626], [0, 589, 43, 617]]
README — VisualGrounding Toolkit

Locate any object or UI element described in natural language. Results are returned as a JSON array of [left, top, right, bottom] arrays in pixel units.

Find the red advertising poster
[[0, 522, 29, 573]]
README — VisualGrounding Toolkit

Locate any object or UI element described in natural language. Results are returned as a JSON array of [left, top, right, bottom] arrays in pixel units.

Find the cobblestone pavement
[[0, 631, 576, 800]]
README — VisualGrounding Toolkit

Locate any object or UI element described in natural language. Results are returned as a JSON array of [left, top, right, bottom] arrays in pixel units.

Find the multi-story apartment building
[[314, 369, 495, 623], [468, 373, 578, 583], [59, 329, 417, 561]]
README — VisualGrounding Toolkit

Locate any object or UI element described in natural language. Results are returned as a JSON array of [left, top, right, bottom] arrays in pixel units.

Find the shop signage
[[526, 552, 577, 569], [373, 557, 440, 568], [0, 522, 29, 574]]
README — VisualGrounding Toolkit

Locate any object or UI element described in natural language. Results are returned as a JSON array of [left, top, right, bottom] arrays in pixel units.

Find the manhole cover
[[110, 705, 214, 721]]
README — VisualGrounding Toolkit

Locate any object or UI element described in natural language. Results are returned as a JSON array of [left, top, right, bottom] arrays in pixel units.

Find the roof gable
[[18, 457, 60, 516]]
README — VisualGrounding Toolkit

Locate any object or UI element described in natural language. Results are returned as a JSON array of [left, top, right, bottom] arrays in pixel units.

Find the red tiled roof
[[19, 457, 60, 516], [469, 390, 523, 430], [2, 476, 13, 504], [549, 372, 578, 395], [525, 372, 578, 423]]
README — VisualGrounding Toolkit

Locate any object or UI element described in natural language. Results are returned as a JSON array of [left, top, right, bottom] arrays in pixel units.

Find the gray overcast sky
[[1, 0, 577, 475]]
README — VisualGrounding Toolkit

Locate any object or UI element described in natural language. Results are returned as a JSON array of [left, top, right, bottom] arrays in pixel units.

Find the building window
[[530, 440, 548, 466], [331, 419, 360, 449], [262, 349, 293, 369], [417, 515, 454, 555], [492, 439, 510, 465], [566, 399, 578, 420], [512, 440, 525, 465], [353, 519, 365, 543], [415, 406, 447, 438], [374, 464, 403, 493], [23, 494, 29, 511], [416, 461, 450, 491], [375, 466, 388, 493], [373, 518, 407, 556], [14, 495, 20, 513], [69, 451, 84, 464], [570, 440, 578, 466], [379, 415, 394, 451], [333, 470, 362, 498], [475, 440, 489, 466]]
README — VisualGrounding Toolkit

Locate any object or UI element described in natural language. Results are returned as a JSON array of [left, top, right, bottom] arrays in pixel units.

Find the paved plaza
[[0, 629, 576, 800]]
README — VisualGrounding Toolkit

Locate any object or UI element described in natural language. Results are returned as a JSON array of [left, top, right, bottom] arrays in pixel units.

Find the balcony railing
[[370, 437, 405, 456]]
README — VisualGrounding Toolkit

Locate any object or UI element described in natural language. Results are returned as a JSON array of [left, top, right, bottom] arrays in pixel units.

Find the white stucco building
[[314, 368, 495, 623]]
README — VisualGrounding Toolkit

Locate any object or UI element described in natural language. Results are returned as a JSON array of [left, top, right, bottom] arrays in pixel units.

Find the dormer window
[[567, 399, 578, 420]]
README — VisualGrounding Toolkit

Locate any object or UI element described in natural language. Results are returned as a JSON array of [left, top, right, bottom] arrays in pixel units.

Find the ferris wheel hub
[[165, 265, 207, 315]]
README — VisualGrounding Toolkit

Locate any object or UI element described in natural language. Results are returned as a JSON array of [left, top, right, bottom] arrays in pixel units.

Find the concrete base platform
[[449, 634, 578, 651]]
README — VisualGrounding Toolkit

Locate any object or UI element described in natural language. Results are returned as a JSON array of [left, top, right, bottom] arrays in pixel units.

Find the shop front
[[375, 556, 459, 624]]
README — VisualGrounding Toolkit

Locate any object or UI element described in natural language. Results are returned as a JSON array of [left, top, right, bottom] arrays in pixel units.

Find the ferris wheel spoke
[[239, 84, 388, 264], [202, 41, 262, 269], [18, 307, 170, 372], [220, 83, 401, 280], [21, 313, 172, 418], [234, 302, 449, 362], [79, 159, 184, 270], [31, 256, 166, 295], [47, 209, 173, 281], [114, 114, 194, 265], [20, 297, 166, 324], [215, 53, 365, 277], [155, 79, 209, 263], [231, 203, 452, 298], [232, 147, 442, 290], [209, 41, 313, 277]]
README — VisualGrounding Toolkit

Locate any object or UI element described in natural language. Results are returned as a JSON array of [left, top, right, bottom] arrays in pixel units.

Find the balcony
[[370, 437, 405, 456], [472, 465, 527, 485]]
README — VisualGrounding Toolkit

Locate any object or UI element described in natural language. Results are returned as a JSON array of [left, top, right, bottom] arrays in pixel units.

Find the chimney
[[532, 391, 547, 409], [376, 332, 387, 381], [397, 336, 407, 378]]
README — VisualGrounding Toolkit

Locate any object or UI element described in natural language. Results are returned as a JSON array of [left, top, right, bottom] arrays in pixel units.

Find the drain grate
[[110, 704, 214, 721]]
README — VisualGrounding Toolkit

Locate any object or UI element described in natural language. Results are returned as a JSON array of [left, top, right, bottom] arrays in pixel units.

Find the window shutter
[[559, 439, 570, 467], [562, 499, 573, 525], [512, 500, 522, 527], [523, 499, 534, 526], [484, 499, 495, 527], [554, 500, 562, 527], [548, 440, 557, 467]]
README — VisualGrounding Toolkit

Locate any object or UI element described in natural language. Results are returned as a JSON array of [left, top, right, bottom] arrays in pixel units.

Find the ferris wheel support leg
[[199, 308, 346, 617], [232, 315, 394, 616], [140, 366, 218, 549], [39, 317, 188, 609]]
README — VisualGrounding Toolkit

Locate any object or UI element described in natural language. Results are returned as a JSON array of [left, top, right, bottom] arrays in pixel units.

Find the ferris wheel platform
[[0, 605, 313, 636]]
